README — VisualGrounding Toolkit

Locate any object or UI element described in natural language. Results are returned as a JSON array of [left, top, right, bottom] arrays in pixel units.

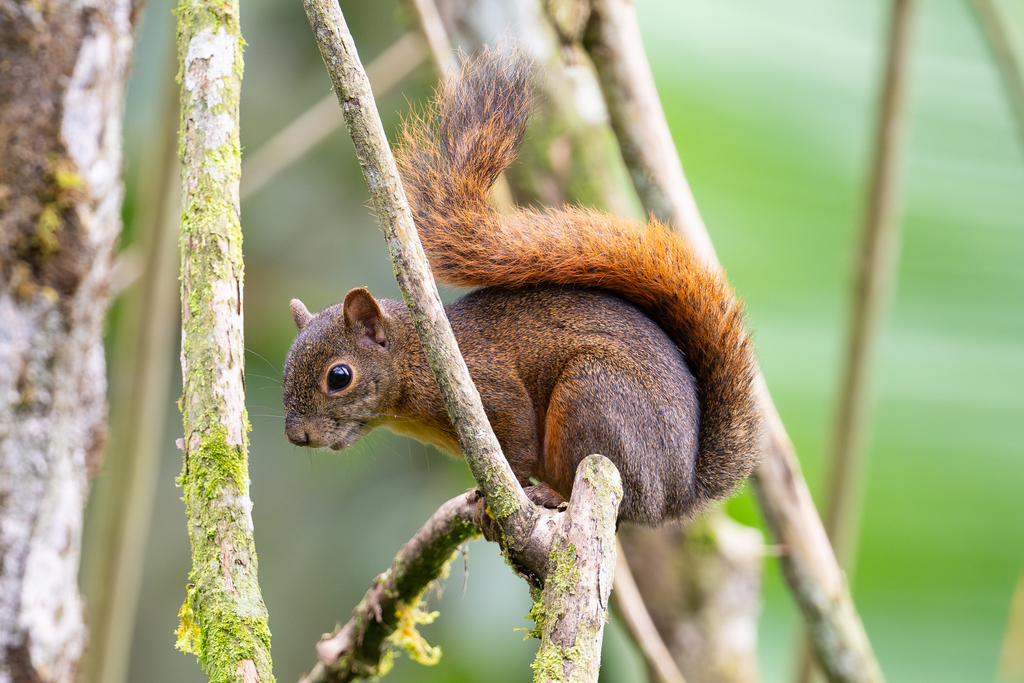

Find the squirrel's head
[[282, 288, 403, 451]]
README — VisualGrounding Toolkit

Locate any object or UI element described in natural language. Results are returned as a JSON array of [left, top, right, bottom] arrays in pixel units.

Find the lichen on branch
[[175, 0, 274, 679]]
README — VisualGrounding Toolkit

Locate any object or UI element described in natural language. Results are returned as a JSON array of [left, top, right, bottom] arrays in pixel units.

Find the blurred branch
[[581, 0, 715, 259], [823, 0, 917, 587], [618, 512, 764, 683], [797, 1, 917, 680], [300, 492, 484, 682], [408, 0, 457, 74], [81, 60, 181, 683], [240, 30, 427, 200], [970, 0, 1024, 150], [998, 566, 1024, 682], [581, 1, 886, 681], [612, 539, 688, 683], [175, 0, 274, 677]]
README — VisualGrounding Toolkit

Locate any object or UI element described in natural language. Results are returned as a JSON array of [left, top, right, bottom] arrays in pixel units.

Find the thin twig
[[582, 1, 886, 681], [240, 31, 427, 200], [612, 539, 688, 683], [408, 0, 457, 75], [970, 0, 1024, 151], [799, 2, 918, 678], [824, 0, 917, 584]]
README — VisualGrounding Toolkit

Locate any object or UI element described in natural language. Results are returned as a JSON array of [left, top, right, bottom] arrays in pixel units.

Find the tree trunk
[[0, 0, 133, 680]]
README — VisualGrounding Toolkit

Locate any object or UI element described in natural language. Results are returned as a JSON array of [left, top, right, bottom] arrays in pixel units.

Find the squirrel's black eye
[[326, 363, 353, 393]]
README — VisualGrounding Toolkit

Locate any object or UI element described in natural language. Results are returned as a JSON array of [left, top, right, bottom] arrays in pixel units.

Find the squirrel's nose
[[285, 419, 311, 446]]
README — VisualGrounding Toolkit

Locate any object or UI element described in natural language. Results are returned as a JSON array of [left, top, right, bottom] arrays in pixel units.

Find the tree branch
[[581, 0, 715, 259], [240, 31, 428, 200], [299, 493, 484, 683], [611, 539, 688, 683], [581, 1, 886, 681], [970, 0, 1024, 151], [301, 0, 546, 572], [300, 5, 623, 681], [0, 0, 132, 678], [175, 0, 274, 678], [796, 2, 917, 680], [533, 456, 622, 683]]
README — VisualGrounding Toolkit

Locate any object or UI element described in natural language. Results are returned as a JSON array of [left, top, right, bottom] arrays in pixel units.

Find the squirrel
[[282, 50, 762, 525]]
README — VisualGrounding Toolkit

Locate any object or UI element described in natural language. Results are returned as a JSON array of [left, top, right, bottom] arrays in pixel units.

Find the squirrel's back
[[396, 49, 761, 510]]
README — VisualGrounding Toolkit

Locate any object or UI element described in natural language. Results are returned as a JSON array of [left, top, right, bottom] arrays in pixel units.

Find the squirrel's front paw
[[524, 483, 568, 511]]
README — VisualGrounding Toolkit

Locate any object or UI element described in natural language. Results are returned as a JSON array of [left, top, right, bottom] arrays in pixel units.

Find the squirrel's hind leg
[[540, 351, 699, 525]]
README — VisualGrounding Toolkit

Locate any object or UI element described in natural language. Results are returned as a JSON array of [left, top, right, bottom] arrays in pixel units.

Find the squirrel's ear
[[343, 287, 388, 348], [291, 299, 313, 330]]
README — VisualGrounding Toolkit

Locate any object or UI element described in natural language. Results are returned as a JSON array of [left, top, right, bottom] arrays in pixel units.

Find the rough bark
[[532, 456, 622, 683], [174, 0, 275, 679], [0, 0, 132, 679]]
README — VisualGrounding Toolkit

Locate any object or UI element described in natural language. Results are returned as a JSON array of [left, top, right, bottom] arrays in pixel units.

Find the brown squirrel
[[283, 51, 761, 524]]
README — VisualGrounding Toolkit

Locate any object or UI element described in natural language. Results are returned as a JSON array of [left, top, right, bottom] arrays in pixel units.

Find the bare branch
[[582, 0, 715, 258], [823, 0, 918, 584], [970, 0, 1024, 150], [300, 0, 545, 568], [795, 2, 918, 680], [241, 31, 428, 200], [408, 0, 458, 75], [612, 539, 688, 683], [581, 1, 886, 681]]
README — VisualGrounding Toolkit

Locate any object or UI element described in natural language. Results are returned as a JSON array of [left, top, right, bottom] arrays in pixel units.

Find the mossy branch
[[175, 0, 274, 679], [531, 456, 623, 683], [299, 493, 484, 683]]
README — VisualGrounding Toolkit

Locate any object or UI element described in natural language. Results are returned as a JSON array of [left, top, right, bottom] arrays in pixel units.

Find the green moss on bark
[[175, 0, 274, 678]]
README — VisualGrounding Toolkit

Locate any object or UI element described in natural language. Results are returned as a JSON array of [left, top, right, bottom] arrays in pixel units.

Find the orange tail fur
[[397, 49, 761, 501]]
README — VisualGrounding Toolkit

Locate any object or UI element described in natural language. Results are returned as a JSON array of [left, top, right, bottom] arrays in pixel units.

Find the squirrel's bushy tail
[[396, 49, 761, 503]]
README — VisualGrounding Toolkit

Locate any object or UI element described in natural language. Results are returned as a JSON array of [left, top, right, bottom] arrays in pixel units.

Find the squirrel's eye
[[326, 363, 353, 393]]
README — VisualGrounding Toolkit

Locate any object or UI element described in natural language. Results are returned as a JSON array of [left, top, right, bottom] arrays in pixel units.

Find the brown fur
[[283, 49, 762, 523]]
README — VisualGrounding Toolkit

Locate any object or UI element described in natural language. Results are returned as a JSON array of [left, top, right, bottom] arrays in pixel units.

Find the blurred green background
[[90, 0, 1023, 681]]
